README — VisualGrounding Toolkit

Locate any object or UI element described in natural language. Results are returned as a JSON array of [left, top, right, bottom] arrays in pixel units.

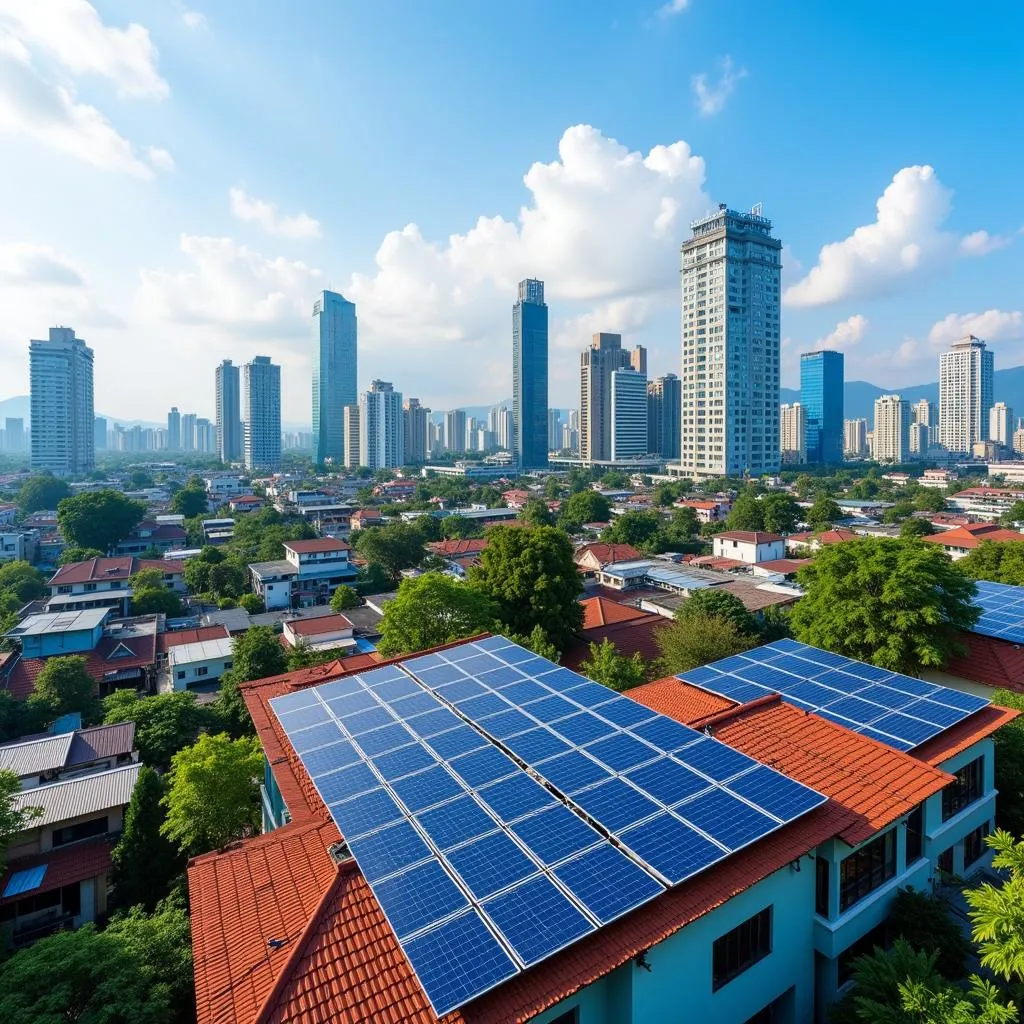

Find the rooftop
[[6, 607, 109, 638], [48, 556, 184, 587], [0, 721, 135, 777], [157, 624, 231, 656], [286, 614, 354, 637], [12, 763, 141, 828], [715, 531, 784, 544], [284, 538, 352, 554], [921, 526, 1024, 550], [167, 637, 235, 665], [573, 542, 643, 566]]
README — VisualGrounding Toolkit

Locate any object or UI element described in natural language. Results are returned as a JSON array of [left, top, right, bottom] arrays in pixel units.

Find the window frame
[[942, 756, 984, 822], [839, 829, 897, 912], [712, 906, 773, 992]]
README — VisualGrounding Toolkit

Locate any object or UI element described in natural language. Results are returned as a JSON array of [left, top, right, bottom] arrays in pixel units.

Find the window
[[196, 666, 209, 677], [176, 670, 185, 680], [964, 823, 990, 869], [942, 756, 984, 821], [546, 1011, 578, 1024], [815, 856, 831, 916], [224, 661, 233, 670], [52, 816, 108, 847], [906, 805, 924, 863], [937, 847, 954, 875], [712, 906, 772, 990], [839, 830, 897, 911]]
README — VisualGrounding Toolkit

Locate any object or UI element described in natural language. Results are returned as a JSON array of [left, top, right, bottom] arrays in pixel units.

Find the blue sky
[[0, 0, 1021, 424]]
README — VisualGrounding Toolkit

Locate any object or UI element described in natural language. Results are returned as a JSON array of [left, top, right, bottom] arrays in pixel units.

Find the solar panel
[[503, 727, 572, 764], [313, 761, 378, 804], [972, 580, 1024, 644], [391, 765, 466, 813], [373, 858, 469, 938], [625, 757, 711, 807], [509, 804, 603, 864], [726, 765, 826, 821], [620, 813, 727, 884], [327, 788, 404, 839], [676, 790, 778, 850], [585, 732, 658, 773], [416, 795, 498, 851], [426, 726, 489, 760], [477, 773, 557, 820], [678, 639, 992, 751], [446, 831, 538, 900], [535, 749, 614, 794], [347, 820, 433, 883], [447, 745, 518, 788], [571, 777, 661, 834], [553, 844, 664, 924], [549, 712, 618, 746]]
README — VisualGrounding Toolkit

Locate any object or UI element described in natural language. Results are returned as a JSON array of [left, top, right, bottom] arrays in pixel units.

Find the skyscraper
[[3, 417, 25, 452], [547, 409, 561, 451], [512, 279, 548, 470], [1013, 419, 1024, 457], [403, 398, 429, 463], [167, 407, 181, 451], [780, 402, 807, 464], [181, 413, 197, 452], [873, 395, 911, 463], [195, 418, 216, 453], [844, 418, 867, 457], [647, 374, 681, 460], [444, 410, 466, 453], [215, 360, 242, 463], [800, 350, 844, 464], [30, 326, 94, 474], [343, 406, 361, 468], [242, 356, 281, 471], [990, 402, 1013, 447], [912, 399, 937, 446], [610, 369, 648, 460], [629, 346, 647, 375], [680, 205, 782, 479], [93, 417, 107, 452], [312, 290, 357, 465], [939, 335, 993, 453], [360, 380, 404, 470], [580, 333, 645, 462]]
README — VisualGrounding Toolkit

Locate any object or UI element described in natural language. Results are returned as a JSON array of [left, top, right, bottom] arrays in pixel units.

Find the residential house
[[204, 475, 246, 498], [501, 489, 531, 509], [573, 542, 642, 577], [640, 578, 801, 620], [0, 529, 38, 564], [168, 637, 235, 690], [281, 614, 356, 653], [920, 522, 1024, 560], [201, 518, 235, 545], [46, 556, 186, 615], [228, 494, 263, 514], [919, 469, 957, 490], [113, 520, 187, 556], [349, 508, 385, 530], [750, 558, 813, 579], [0, 502, 17, 526], [561, 596, 667, 669], [785, 528, 861, 556], [156, 624, 231, 669], [948, 487, 1024, 520], [250, 538, 357, 611], [675, 498, 728, 523], [713, 531, 786, 565]]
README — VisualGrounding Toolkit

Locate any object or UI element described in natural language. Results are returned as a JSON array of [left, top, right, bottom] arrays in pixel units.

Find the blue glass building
[[312, 290, 357, 466], [512, 279, 548, 470], [800, 350, 844, 464]]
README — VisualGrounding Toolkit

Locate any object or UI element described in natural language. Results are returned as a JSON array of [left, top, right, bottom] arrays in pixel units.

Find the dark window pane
[[712, 906, 772, 991]]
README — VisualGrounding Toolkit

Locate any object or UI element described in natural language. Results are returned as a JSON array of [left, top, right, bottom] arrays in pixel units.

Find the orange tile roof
[[579, 596, 649, 629], [921, 527, 1024, 550], [629, 676, 735, 724], [157, 624, 230, 655], [945, 633, 1024, 694], [426, 539, 489, 557], [287, 614, 354, 637], [573, 542, 642, 567], [0, 838, 113, 907], [787, 528, 860, 546], [754, 558, 813, 574], [715, 531, 783, 544]]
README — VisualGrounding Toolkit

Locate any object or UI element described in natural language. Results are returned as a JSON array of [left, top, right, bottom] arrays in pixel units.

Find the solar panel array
[[679, 638, 990, 753], [270, 636, 827, 1018], [972, 580, 1024, 644]]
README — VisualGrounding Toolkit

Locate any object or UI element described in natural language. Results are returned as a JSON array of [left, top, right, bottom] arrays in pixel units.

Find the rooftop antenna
[[750, 202, 763, 217]]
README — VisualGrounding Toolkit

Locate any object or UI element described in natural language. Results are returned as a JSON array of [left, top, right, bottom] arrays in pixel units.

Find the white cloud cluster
[[811, 314, 869, 351], [691, 57, 746, 117], [928, 309, 1023, 348], [0, 1, 170, 175], [958, 230, 1011, 257], [229, 187, 322, 239], [657, 0, 690, 15], [783, 166, 1007, 308], [0, 242, 85, 285], [181, 11, 207, 31]]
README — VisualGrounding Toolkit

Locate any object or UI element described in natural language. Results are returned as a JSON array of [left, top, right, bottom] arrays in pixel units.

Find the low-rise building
[[0, 529, 38, 564], [46, 556, 186, 615], [349, 508, 385, 530], [250, 538, 358, 611], [201, 518, 235, 545], [785, 528, 861, 555], [228, 494, 263, 514], [948, 487, 1024, 520], [168, 636, 235, 690], [573, 542, 643, 577], [919, 469, 957, 490], [113, 520, 187, 556], [675, 498, 729, 522], [204, 475, 246, 498], [0, 502, 18, 526], [713, 531, 785, 565], [920, 522, 1024, 560], [281, 614, 356, 653]]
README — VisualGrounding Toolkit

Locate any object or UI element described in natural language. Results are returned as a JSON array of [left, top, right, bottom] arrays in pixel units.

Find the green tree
[[580, 638, 647, 691], [900, 517, 936, 539], [208, 559, 248, 599], [758, 603, 793, 642], [959, 541, 1024, 585], [229, 625, 288, 682], [31, 655, 97, 720], [967, 830, 1024, 985], [131, 587, 183, 616], [655, 614, 756, 675], [1, 768, 42, 866], [602, 510, 663, 550], [520, 499, 555, 527], [211, 672, 253, 738], [999, 500, 1024, 528], [161, 732, 263, 855], [726, 492, 764, 531], [761, 493, 801, 535], [286, 640, 342, 671], [807, 494, 842, 530], [665, 505, 699, 542], [679, 588, 757, 636], [331, 584, 361, 611], [791, 538, 979, 676], [0, 692, 48, 744], [111, 766, 184, 911], [0, 560, 46, 602], [238, 592, 264, 613], [102, 691, 210, 773], [56, 490, 145, 553], [559, 490, 611, 529], [169, 485, 207, 518], [57, 546, 104, 565], [183, 559, 211, 594], [439, 515, 482, 540], [913, 488, 948, 513], [354, 562, 392, 595], [505, 624, 561, 661], [352, 522, 426, 579], [377, 572, 498, 656], [990, 689, 1024, 835], [888, 886, 972, 980], [882, 500, 916, 525], [17, 473, 71, 513], [469, 525, 583, 650]]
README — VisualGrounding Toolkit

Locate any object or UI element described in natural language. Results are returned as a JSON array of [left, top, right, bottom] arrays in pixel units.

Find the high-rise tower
[[512, 279, 548, 470], [312, 290, 357, 465], [215, 360, 242, 463], [30, 326, 94, 474], [939, 335, 993, 453], [800, 350, 844, 464], [242, 356, 281, 471]]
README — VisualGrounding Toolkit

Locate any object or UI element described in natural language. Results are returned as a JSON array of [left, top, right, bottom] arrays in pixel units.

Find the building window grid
[[712, 906, 773, 991], [839, 830, 897, 912], [942, 756, 984, 821]]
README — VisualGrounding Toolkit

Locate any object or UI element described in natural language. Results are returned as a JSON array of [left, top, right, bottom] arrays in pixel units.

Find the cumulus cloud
[[0, 242, 85, 286], [0, 0, 168, 99], [229, 187, 322, 239], [691, 56, 746, 117], [657, 0, 690, 15], [146, 146, 175, 172], [928, 309, 1024, 348], [784, 166, 1006, 308], [959, 230, 1011, 257], [181, 11, 207, 30], [809, 314, 869, 351], [0, 35, 155, 176]]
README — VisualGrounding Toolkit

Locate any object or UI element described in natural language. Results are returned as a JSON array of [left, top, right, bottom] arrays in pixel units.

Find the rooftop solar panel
[[391, 765, 466, 813], [426, 726, 490, 760], [619, 813, 727, 884], [971, 581, 1024, 644], [347, 820, 433, 883], [536, 749, 615, 794], [508, 804, 603, 864], [373, 858, 469, 939], [446, 831, 538, 900], [676, 789, 778, 850], [552, 844, 664, 924], [677, 639, 991, 752]]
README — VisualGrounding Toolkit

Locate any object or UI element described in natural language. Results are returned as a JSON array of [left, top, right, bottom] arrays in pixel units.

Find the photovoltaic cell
[[426, 726, 489, 760], [503, 727, 573, 764], [500, 680, 551, 705], [477, 774, 557, 821], [416, 795, 499, 851], [584, 732, 658, 773], [391, 765, 466, 813], [619, 813, 726, 884], [324, 690, 378, 717], [454, 693, 511, 720], [347, 820, 433, 883], [342, 706, 396, 735], [435, 679, 489, 703], [404, 708, 463, 739], [678, 738, 756, 781], [313, 761, 378, 804], [477, 665, 526, 688], [630, 716, 702, 753], [571, 778, 660, 834], [676, 790, 778, 850], [274, 703, 330, 731], [373, 858, 469, 938], [524, 694, 579, 723], [447, 745, 518, 788], [387, 691, 439, 717], [269, 689, 320, 714], [371, 677, 422, 702], [972, 581, 1024, 644], [549, 712, 617, 746], [534, 750, 614, 795], [299, 739, 361, 777], [446, 831, 538, 900], [592, 697, 657, 729], [509, 804, 603, 864], [553, 844, 663, 924], [289, 721, 345, 754], [328, 787, 403, 840], [726, 765, 826, 821], [356, 723, 416, 757], [479, 708, 536, 739], [625, 757, 711, 808]]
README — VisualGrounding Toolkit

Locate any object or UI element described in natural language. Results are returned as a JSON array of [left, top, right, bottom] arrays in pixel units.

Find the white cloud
[[691, 56, 746, 117], [810, 314, 869, 351], [928, 309, 1024, 348], [959, 230, 1011, 257], [146, 145, 175, 172], [657, 0, 690, 15], [0, 34, 154, 176], [783, 166, 1007, 308], [229, 187, 322, 239], [0, 0, 167, 99], [181, 11, 207, 30], [0, 242, 85, 286]]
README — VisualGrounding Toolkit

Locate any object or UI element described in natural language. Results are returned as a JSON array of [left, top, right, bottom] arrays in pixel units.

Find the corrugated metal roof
[[168, 637, 234, 665], [67, 722, 136, 765], [13, 763, 141, 828], [0, 733, 73, 777]]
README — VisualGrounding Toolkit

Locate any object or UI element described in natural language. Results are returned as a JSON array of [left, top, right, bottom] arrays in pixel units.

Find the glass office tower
[[312, 290, 357, 465], [800, 350, 844, 464], [512, 279, 549, 470]]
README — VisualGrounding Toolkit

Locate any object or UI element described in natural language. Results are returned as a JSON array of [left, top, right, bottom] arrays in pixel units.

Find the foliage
[[967, 830, 1024, 984], [792, 538, 979, 676], [888, 887, 972, 979], [758, 603, 793, 642], [331, 584, 361, 611], [353, 562, 393, 595], [111, 766, 184, 911], [286, 641, 343, 671], [900, 517, 936, 538], [211, 672, 254, 738], [161, 732, 263, 855], [761, 492, 802, 534], [505, 624, 561, 661], [129, 569, 182, 616], [56, 489, 146, 553], [0, 768, 42, 866], [208, 559, 249, 599], [238, 592, 264, 614], [519, 499, 555, 527], [377, 573, 498, 656], [913, 488, 948, 513], [169, 483, 208, 518], [469, 525, 584, 650], [16, 473, 71, 513], [352, 522, 426, 579], [666, 505, 699, 542], [882, 501, 916, 525], [57, 546, 104, 564], [559, 489, 611, 529], [601, 510, 664, 551], [726, 492, 764, 531], [0, 691, 48, 743], [102, 690, 211, 773], [183, 558, 211, 594], [229, 625, 288, 682], [580, 638, 647, 691], [990, 690, 1024, 835], [678, 588, 757, 635], [0, 559, 46, 602], [959, 541, 1024, 586], [31, 655, 98, 720], [655, 614, 756, 675], [439, 515, 483, 540], [807, 495, 843, 529], [999, 500, 1024, 528]]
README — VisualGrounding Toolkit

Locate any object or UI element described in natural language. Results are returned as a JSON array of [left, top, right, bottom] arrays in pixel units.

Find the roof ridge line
[[699, 693, 782, 731]]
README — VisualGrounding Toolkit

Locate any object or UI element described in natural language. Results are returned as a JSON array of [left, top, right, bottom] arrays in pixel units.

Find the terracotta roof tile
[[578, 596, 649, 629], [714, 531, 783, 544], [573, 543, 642, 567], [630, 676, 736, 725], [921, 527, 1024, 550], [945, 633, 1024, 693], [0, 838, 113, 907], [426, 539, 489, 558], [157, 625, 231, 655], [754, 558, 813, 574], [287, 615, 353, 637]]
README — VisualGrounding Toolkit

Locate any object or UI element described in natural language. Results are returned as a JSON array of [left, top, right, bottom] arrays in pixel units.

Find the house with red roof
[[573, 542, 643, 576], [250, 538, 358, 611], [46, 556, 185, 616], [674, 498, 729, 523], [282, 614, 357, 654], [785, 528, 861, 555], [712, 531, 785, 565], [561, 596, 668, 670], [187, 635, 1017, 1024], [920, 523, 1024, 560], [113, 520, 188, 556]]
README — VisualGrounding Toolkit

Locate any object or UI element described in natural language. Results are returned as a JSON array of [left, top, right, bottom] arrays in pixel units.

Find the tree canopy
[[57, 546, 105, 565], [331, 584, 361, 611], [999, 500, 1024, 528], [469, 525, 583, 650], [102, 691, 211, 773], [56, 490, 146, 553], [1, 768, 42, 866], [580, 639, 647, 691], [791, 537, 979, 675], [959, 541, 1024, 586], [900, 517, 936, 538], [352, 521, 426, 579], [17, 473, 71, 513], [655, 614, 756, 674], [761, 493, 801, 534], [725, 492, 764, 532], [678, 588, 757, 636], [0, 560, 46, 603], [377, 573, 498, 657], [31, 655, 97, 720], [559, 490, 611, 529], [161, 732, 263, 855], [169, 483, 207, 518], [806, 495, 843, 530], [967, 830, 1024, 986], [990, 689, 1024, 836], [601, 511, 663, 551], [505, 624, 561, 661], [229, 625, 288, 682]]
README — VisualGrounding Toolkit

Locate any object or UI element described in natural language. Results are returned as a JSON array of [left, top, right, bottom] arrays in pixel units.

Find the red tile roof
[[283, 538, 351, 554], [629, 676, 735, 724], [157, 625, 231, 655], [688, 555, 747, 570], [921, 527, 1024, 550], [579, 596, 649, 629], [715, 531, 783, 544], [945, 633, 1024, 693], [287, 614, 353, 637], [573, 542, 642, 567], [754, 558, 813, 574], [351, 509, 384, 521], [953, 487, 1024, 499], [676, 499, 721, 510], [787, 528, 860, 546], [0, 838, 113, 907], [426, 539, 489, 557], [48, 556, 183, 587]]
